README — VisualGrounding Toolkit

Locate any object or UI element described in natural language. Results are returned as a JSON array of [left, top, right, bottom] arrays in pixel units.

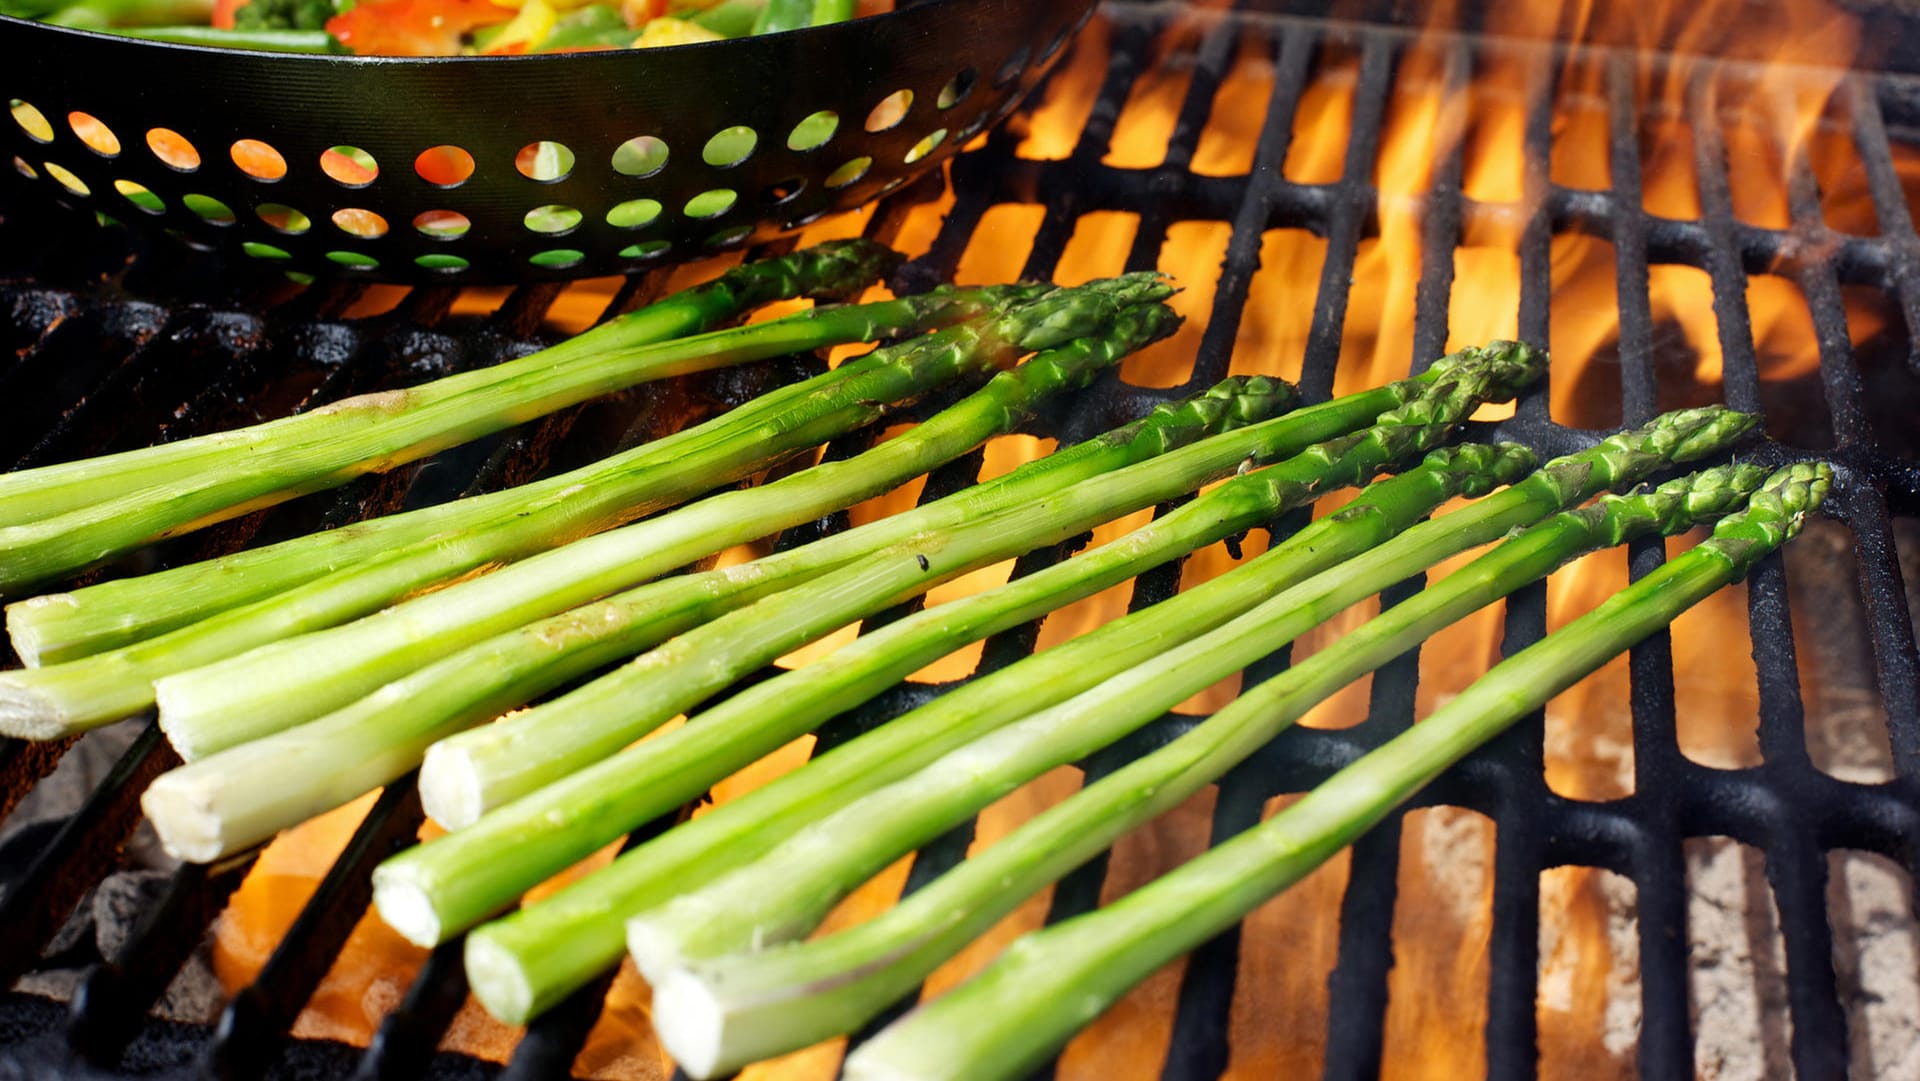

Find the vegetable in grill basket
[[378, 342, 1545, 1022], [21, 0, 888, 54], [0, 240, 899, 596], [0, 273, 1155, 743], [834, 462, 1830, 1081], [635, 443, 1769, 1075], [139, 291, 1205, 861]]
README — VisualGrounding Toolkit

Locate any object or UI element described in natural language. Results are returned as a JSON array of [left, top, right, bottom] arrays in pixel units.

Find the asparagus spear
[[0, 280, 1069, 742], [0, 244, 921, 592], [415, 338, 1543, 831], [140, 338, 1284, 864], [752, 0, 810, 32], [391, 343, 1543, 1019], [435, 441, 1528, 1023], [129, 277, 1177, 754], [833, 462, 1829, 1081], [9, 281, 1038, 667], [426, 406, 1755, 1025]]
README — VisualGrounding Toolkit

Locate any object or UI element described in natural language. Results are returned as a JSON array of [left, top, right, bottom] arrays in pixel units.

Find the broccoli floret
[[232, 0, 336, 30]]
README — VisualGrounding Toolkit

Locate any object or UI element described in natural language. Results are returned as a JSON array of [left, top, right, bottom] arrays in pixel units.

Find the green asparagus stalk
[[631, 460, 1771, 1075], [436, 442, 1528, 1024], [414, 338, 1543, 831], [139, 373, 1291, 865], [752, 0, 810, 33], [389, 343, 1542, 1019], [0, 241, 904, 591], [833, 462, 1829, 1081], [0, 280, 1078, 742], [809, 0, 854, 24], [9, 282, 1039, 668], [115, 26, 338, 50], [428, 405, 1755, 1026]]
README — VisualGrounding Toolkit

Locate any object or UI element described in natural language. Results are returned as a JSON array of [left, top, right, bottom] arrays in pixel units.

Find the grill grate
[[4, 2, 1920, 1078]]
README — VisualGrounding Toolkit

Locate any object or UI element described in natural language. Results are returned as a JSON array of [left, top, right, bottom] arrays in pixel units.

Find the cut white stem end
[[418, 741, 486, 831]]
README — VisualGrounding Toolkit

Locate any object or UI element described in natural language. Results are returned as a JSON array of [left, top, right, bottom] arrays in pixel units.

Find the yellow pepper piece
[[483, 0, 559, 53], [632, 16, 724, 47]]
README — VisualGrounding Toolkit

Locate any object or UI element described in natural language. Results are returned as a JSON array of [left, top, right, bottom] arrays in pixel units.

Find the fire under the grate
[[5, 1, 1920, 1079]]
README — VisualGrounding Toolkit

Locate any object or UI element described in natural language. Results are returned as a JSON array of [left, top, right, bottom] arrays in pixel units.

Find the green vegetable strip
[[115, 26, 336, 50], [132, 278, 1177, 755], [809, 0, 853, 25], [0, 241, 901, 591], [9, 283, 1038, 667], [833, 463, 1829, 1081], [419, 340, 1541, 830], [393, 342, 1541, 1020], [139, 327, 1279, 865], [0, 283, 1056, 742], [752, 0, 809, 33], [629, 461, 1769, 1074], [438, 443, 1528, 1026], [468, 408, 1746, 1036]]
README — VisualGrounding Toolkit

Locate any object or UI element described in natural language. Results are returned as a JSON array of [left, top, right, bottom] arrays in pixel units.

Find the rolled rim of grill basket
[[0, 0, 1095, 284]]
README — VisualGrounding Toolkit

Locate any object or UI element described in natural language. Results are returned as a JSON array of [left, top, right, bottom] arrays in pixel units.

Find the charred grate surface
[[1, 2, 1920, 1079]]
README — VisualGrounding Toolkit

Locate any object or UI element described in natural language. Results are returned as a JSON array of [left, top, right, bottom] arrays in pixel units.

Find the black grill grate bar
[[203, 778, 425, 1081], [1841, 76, 1920, 371], [1606, 53, 1662, 425]]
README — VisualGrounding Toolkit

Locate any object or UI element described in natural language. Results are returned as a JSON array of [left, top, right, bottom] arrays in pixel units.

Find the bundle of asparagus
[[0, 267, 1156, 741], [0, 240, 902, 595], [836, 462, 1830, 1081]]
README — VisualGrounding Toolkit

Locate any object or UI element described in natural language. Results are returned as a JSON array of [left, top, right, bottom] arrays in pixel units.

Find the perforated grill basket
[[0, 0, 1095, 282]]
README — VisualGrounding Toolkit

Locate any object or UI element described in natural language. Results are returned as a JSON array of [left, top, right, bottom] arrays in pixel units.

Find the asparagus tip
[[651, 967, 730, 1079], [370, 865, 447, 948], [139, 773, 230, 863], [465, 929, 538, 1026], [417, 741, 486, 830], [0, 675, 71, 740]]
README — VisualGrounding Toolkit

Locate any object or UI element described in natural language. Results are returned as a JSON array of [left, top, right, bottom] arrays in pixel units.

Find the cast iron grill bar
[[1476, 47, 1559, 1081], [1598, 62, 1705, 1077], [1841, 76, 1920, 371]]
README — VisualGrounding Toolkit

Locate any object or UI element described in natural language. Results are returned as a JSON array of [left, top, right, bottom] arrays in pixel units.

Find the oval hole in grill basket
[[703, 126, 757, 168], [529, 248, 584, 268], [257, 203, 311, 234], [994, 46, 1031, 89], [1039, 21, 1073, 62], [147, 128, 199, 171], [414, 210, 471, 239], [516, 141, 573, 182], [416, 145, 474, 187], [328, 250, 379, 269], [183, 193, 235, 225], [68, 113, 119, 157], [865, 90, 912, 133], [323, 145, 379, 186], [611, 136, 668, 178], [706, 225, 752, 250], [333, 208, 388, 238], [607, 198, 662, 229], [231, 139, 287, 181], [620, 240, 671, 261], [824, 156, 872, 190], [938, 68, 978, 110], [14, 157, 37, 178], [416, 253, 469, 271], [241, 241, 290, 260], [685, 189, 737, 219], [43, 162, 88, 196], [114, 180, 164, 214], [787, 111, 838, 152], [10, 100, 52, 142], [525, 204, 583, 235], [762, 177, 805, 206], [904, 129, 948, 164]]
